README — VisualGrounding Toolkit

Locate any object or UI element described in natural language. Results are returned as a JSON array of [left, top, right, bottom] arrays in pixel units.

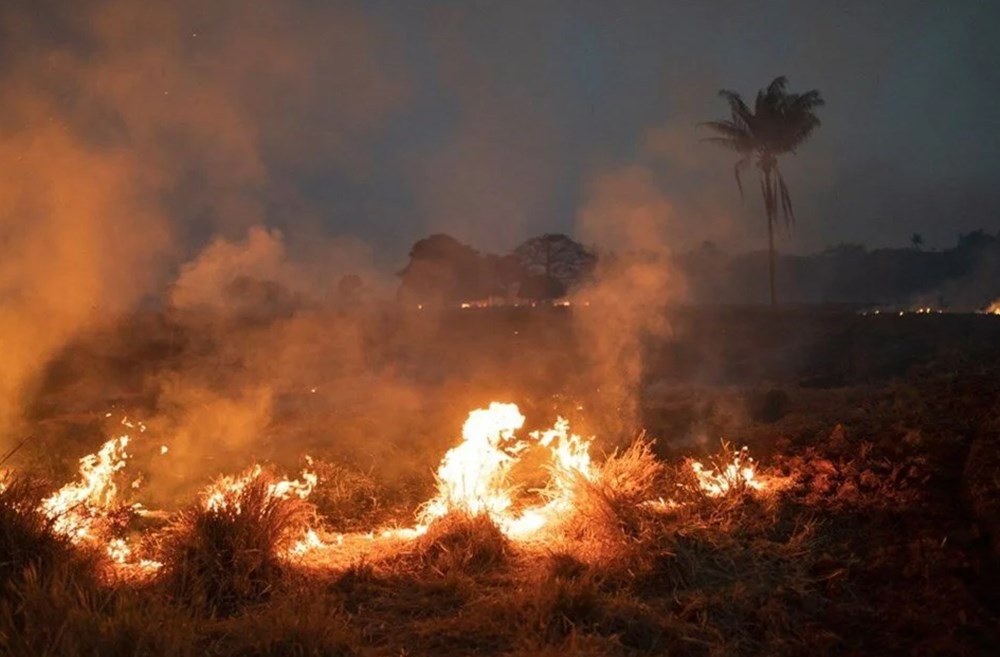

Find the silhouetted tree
[[703, 76, 824, 305], [483, 253, 525, 300], [397, 234, 488, 305], [519, 274, 568, 301], [512, 233, 596, 300], [910, 233, 924, 250], [956, 229, 996, 251]]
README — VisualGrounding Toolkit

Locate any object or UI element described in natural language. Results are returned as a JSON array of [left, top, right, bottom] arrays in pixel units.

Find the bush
[[156, 469, 314, 616]]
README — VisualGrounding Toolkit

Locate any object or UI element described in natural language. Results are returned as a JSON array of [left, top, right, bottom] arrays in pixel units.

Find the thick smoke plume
[[0, 0, 402, 447]]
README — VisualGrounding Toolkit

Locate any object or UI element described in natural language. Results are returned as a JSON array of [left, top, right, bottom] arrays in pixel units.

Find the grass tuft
[[156, 468, 314, 616], [409, 512, 510, 575], [0, 475, 97, 599]]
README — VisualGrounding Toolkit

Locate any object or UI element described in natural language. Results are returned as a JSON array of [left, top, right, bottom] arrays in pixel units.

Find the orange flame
[[417, 403, 598, 539], [689, 445, 762, 497], [40, 434, 131, 543]]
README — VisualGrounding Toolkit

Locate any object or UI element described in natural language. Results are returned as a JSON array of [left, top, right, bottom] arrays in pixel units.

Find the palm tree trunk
[[767, 213, 776, 306], [761, 166, 777, 306]]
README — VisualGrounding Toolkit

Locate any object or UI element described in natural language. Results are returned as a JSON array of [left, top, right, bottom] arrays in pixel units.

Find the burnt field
[[3, 307, 1000, 656]]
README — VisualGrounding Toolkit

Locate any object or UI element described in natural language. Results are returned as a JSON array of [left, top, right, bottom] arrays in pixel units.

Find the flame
[[289, 528, 327, 556], [7, 402, 777, 571], [40, 434, 131, 543], [688, 445, 762, 497], [417, 403, 598, 539], [202, 459, 317, 513], [419, 402, 526, 523]]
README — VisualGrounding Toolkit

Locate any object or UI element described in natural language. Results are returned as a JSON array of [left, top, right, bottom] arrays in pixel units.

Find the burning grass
[[157, 467, 315, 615], [1, 389, 997, 655], [0, 475, 98, 598]]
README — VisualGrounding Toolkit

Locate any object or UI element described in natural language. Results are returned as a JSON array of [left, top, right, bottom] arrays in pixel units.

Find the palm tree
[[702, 76, 824, 305]]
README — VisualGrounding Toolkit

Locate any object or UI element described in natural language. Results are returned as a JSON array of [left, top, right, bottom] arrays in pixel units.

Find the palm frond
[[701, 136, 754, 153], [789, 89, 824, 112], [734, 157, 750, 200], [699, 120, 751, 141], [717, 90, 753, 129], [767, 76, 789, 97]]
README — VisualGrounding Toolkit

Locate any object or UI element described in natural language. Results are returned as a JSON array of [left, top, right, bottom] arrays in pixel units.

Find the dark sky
[[3, 0, 999, 268]]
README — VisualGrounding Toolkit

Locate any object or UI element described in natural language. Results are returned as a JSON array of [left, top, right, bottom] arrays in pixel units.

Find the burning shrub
[[557, 437, 664, 544], [38, 434, 139, 561], [682, 441, 763, 501], [0, 475, 97, 597], [157, 467, 315, 615]]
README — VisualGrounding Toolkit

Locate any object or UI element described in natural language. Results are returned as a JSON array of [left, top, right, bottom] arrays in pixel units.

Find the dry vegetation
[[2, 310, 999, 656]]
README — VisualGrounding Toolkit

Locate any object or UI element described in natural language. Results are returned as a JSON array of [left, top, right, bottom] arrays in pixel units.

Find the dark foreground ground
[[3, 306, 1000, 656]]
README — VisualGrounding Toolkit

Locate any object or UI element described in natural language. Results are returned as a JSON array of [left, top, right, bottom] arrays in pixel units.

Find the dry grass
[[561, 437, 664, 544], [156, 468, 314, 616], [404, 512, 510, 576], [4, 375, 1000, 655], [307, 459, 384, 532], [0, 476, 97, 598]]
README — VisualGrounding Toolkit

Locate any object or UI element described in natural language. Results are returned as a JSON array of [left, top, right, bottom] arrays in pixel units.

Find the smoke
[[572, 165, 686, 438], [127, 225, 411, 503], [0, 89, 173, 438], [0, 0, 402, 446]]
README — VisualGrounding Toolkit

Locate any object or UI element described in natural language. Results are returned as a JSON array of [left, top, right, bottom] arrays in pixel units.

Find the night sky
[[2, 0, 998, 269]]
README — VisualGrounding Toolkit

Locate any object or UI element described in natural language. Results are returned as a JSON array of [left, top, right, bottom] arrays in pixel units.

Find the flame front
[[8, 402, 777, 573], [40, 434, 130, 543]]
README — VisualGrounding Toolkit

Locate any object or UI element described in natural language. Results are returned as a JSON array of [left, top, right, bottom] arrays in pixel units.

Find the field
[[2, 306, 1000, 656]]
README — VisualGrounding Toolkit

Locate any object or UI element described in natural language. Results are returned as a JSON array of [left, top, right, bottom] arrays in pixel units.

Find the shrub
[[156, 469, 314, 615]]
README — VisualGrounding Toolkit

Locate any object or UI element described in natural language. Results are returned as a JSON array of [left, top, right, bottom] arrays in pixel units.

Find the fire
[[6, 401, 777, 572], [202, 459, 317, 513], [289, 528, 325, 556], [688, 445, 762, 497], [417, 403, 600, 539], [40, 434, 131, 543], [419, 402, 526, 523]]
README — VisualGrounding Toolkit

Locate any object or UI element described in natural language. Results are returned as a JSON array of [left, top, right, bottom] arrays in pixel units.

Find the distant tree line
[[391, 228, 1000, 309], [680, 229, 1000, 308], [396, 233, 597, 306]]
